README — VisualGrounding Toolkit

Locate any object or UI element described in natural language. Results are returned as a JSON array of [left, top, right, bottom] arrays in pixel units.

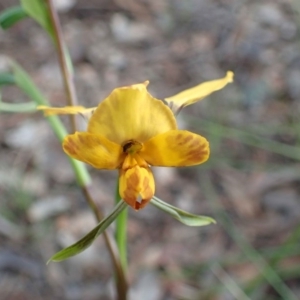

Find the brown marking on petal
[[183, 135, 193, 144], [67, 138, 78, 148], [123, 190, 149, 211], [177, 133, 183, 140], [135, 198, 150, 210], [64, 138, 79, 155], [122, 167, 154, 211], [135, 202, 143, 210], [143, 176, 149, 186], [77, 134, 85, 144], [123, 191, 136, 209], [132, 173, 154, 210], [190, 138, 201, 148], [187, 143, 206, 155], [187, 146, 209, 163], [64, 145, 76, 155], [127, 171, 139, 187], [142, 176, 153, 199], [187, 149, 205, 159], [122, 169, 140, 209]]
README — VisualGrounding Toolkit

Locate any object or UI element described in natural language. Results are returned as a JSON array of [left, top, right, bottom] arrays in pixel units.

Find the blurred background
[[1, 0, 300, 299]]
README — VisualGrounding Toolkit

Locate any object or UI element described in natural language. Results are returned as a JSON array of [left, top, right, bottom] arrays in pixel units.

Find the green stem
[[0, 101, 36, 113], [11, 60, 91, 186], [115, 181, 128, 271]]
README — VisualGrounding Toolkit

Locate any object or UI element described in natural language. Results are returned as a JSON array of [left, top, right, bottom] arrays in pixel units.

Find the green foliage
[[151, 196, 216, 226], [0, 6, 27, 29], [0, 101, 37, 113], [10, 60, 51, 106], [0, 73, 15, 86], [48, 201, 128, 262], [0, 1, 54, 38], [20, 0, 54, 38], [0, 59, 91, 186]]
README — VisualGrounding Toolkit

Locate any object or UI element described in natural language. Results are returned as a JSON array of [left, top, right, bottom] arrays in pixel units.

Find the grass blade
[[0, 6, 27, 29]]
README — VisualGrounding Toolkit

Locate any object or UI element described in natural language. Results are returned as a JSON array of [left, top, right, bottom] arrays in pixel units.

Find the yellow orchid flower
[[165, 71, 234, 114], [38, 83, 208, 210], [37, 73, 233, 210]]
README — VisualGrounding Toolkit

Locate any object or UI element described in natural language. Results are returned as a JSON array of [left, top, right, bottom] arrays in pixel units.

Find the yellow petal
[[88, 82, 177, 144], [141, 130, 209, 167], [119, 155, 155, 210], [63, 132, 123, 169], [37, 105, 96, 116], [165, 71, 234, 113]]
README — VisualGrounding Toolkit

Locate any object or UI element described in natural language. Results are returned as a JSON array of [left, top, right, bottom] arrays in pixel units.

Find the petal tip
[[122, 81, 150, 91], [143, 80, 150, 87], [226, 71, 234, 83], [36, 105, 46, 110]]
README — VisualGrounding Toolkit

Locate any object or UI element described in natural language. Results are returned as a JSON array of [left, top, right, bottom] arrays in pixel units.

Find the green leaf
[[21, 1, 73, 75], [0, 6, 28, 29], [10, 61, 49, 106], [151, 196, 216, 226], [0, 73, 15, 86], [7, 59, 91, 186], [20, 0, 54, 38], [48, 201, 128, 263]]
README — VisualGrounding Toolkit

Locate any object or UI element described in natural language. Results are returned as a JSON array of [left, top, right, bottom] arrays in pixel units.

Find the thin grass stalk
[[200, 174, 298, 300]]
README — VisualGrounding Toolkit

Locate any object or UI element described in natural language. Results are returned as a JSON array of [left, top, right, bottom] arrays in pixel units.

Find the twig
[[46, 0, 77, 131], [46, 1, 128, 299], [82, 186, 128, 299]]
